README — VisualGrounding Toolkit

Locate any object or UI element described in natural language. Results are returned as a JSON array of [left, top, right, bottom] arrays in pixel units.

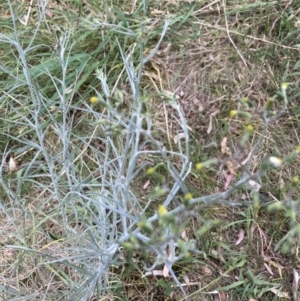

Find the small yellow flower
[[158, 205, 168, 216], [253, 201, 260, 210], [230, 110, 237, 118], [241, 97, 249, 104], [296, 146, 300, 153], [196, 163, 203, 170], [184, 193, 193, 202], [281, 83, 288, 90], [90, 96, 99, 103], [269, 156, 282, 168], [146, 167, 155, 175], [292, 176, 299, 185], [246, 124, 253, 132]]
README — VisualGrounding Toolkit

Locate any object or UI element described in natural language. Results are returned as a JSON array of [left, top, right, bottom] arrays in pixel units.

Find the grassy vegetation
[[1, 0, 300, 300]]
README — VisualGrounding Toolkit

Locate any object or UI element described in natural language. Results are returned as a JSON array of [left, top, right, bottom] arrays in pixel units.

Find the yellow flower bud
[[146, 167, 155, 175], [196, 163, 203, 170], [184, 193, 193, 202], [196, 159, 218, 170], [246, 124, 253, 132], [158, 205, 168, 216], [90, 96, 99, 103], [230, 110, 237, 118], [292, 176, 299, 186]]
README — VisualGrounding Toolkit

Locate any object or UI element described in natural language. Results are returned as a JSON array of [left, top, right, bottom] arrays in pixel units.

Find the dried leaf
[[293, 269, 299, 287], [143, 270, 164, 277], [219, 291, 227, 301], [210, 249, 218, 257], [150, 9, 165, 15], [269, 260, 284, 278], [248, 180, 261, 192], [207, 109, 220, 134], [279, 177, 285, 189], [269, 288, 290, 299], [227, 161, 235, 175], [224, 173, 234, 190], [143, 179, 150, 190], [204, 291, 227, 301], [162, 264, 169, 278], [211, 109, 220, 117], [174, 132, 185, 143], [207, 114, 213, 134], [181, 229, 188, 242], [264, 262, 274, 275], [162, 265, 169, 278], [183, 274, 190, 284], [50, 106, 56, 112], [221, 137, 228, 154], [9, 155, 17, 172], [235, 228, 245, 245], [45, 9, 53, 18], [249, 222, 257, 242], [192, 97, 204, 112], [221, 137, 232, 156], [217, 245, 226, 263], [292, 269, 299, 301], [162, 247, 173, 278], [202, 266, 212, 275]]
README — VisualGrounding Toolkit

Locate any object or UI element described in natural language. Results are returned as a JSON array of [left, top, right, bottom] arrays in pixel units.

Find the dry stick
[[292, 269, 299, 301], [222, 0, 248, 68], [20, 0, 34, 26]]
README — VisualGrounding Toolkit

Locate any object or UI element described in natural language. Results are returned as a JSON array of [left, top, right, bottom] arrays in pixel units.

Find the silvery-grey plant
[[0, 1, 296, 301]]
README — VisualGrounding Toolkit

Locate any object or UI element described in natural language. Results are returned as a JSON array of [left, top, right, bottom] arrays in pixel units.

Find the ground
[[1, 1, 300, 300]]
